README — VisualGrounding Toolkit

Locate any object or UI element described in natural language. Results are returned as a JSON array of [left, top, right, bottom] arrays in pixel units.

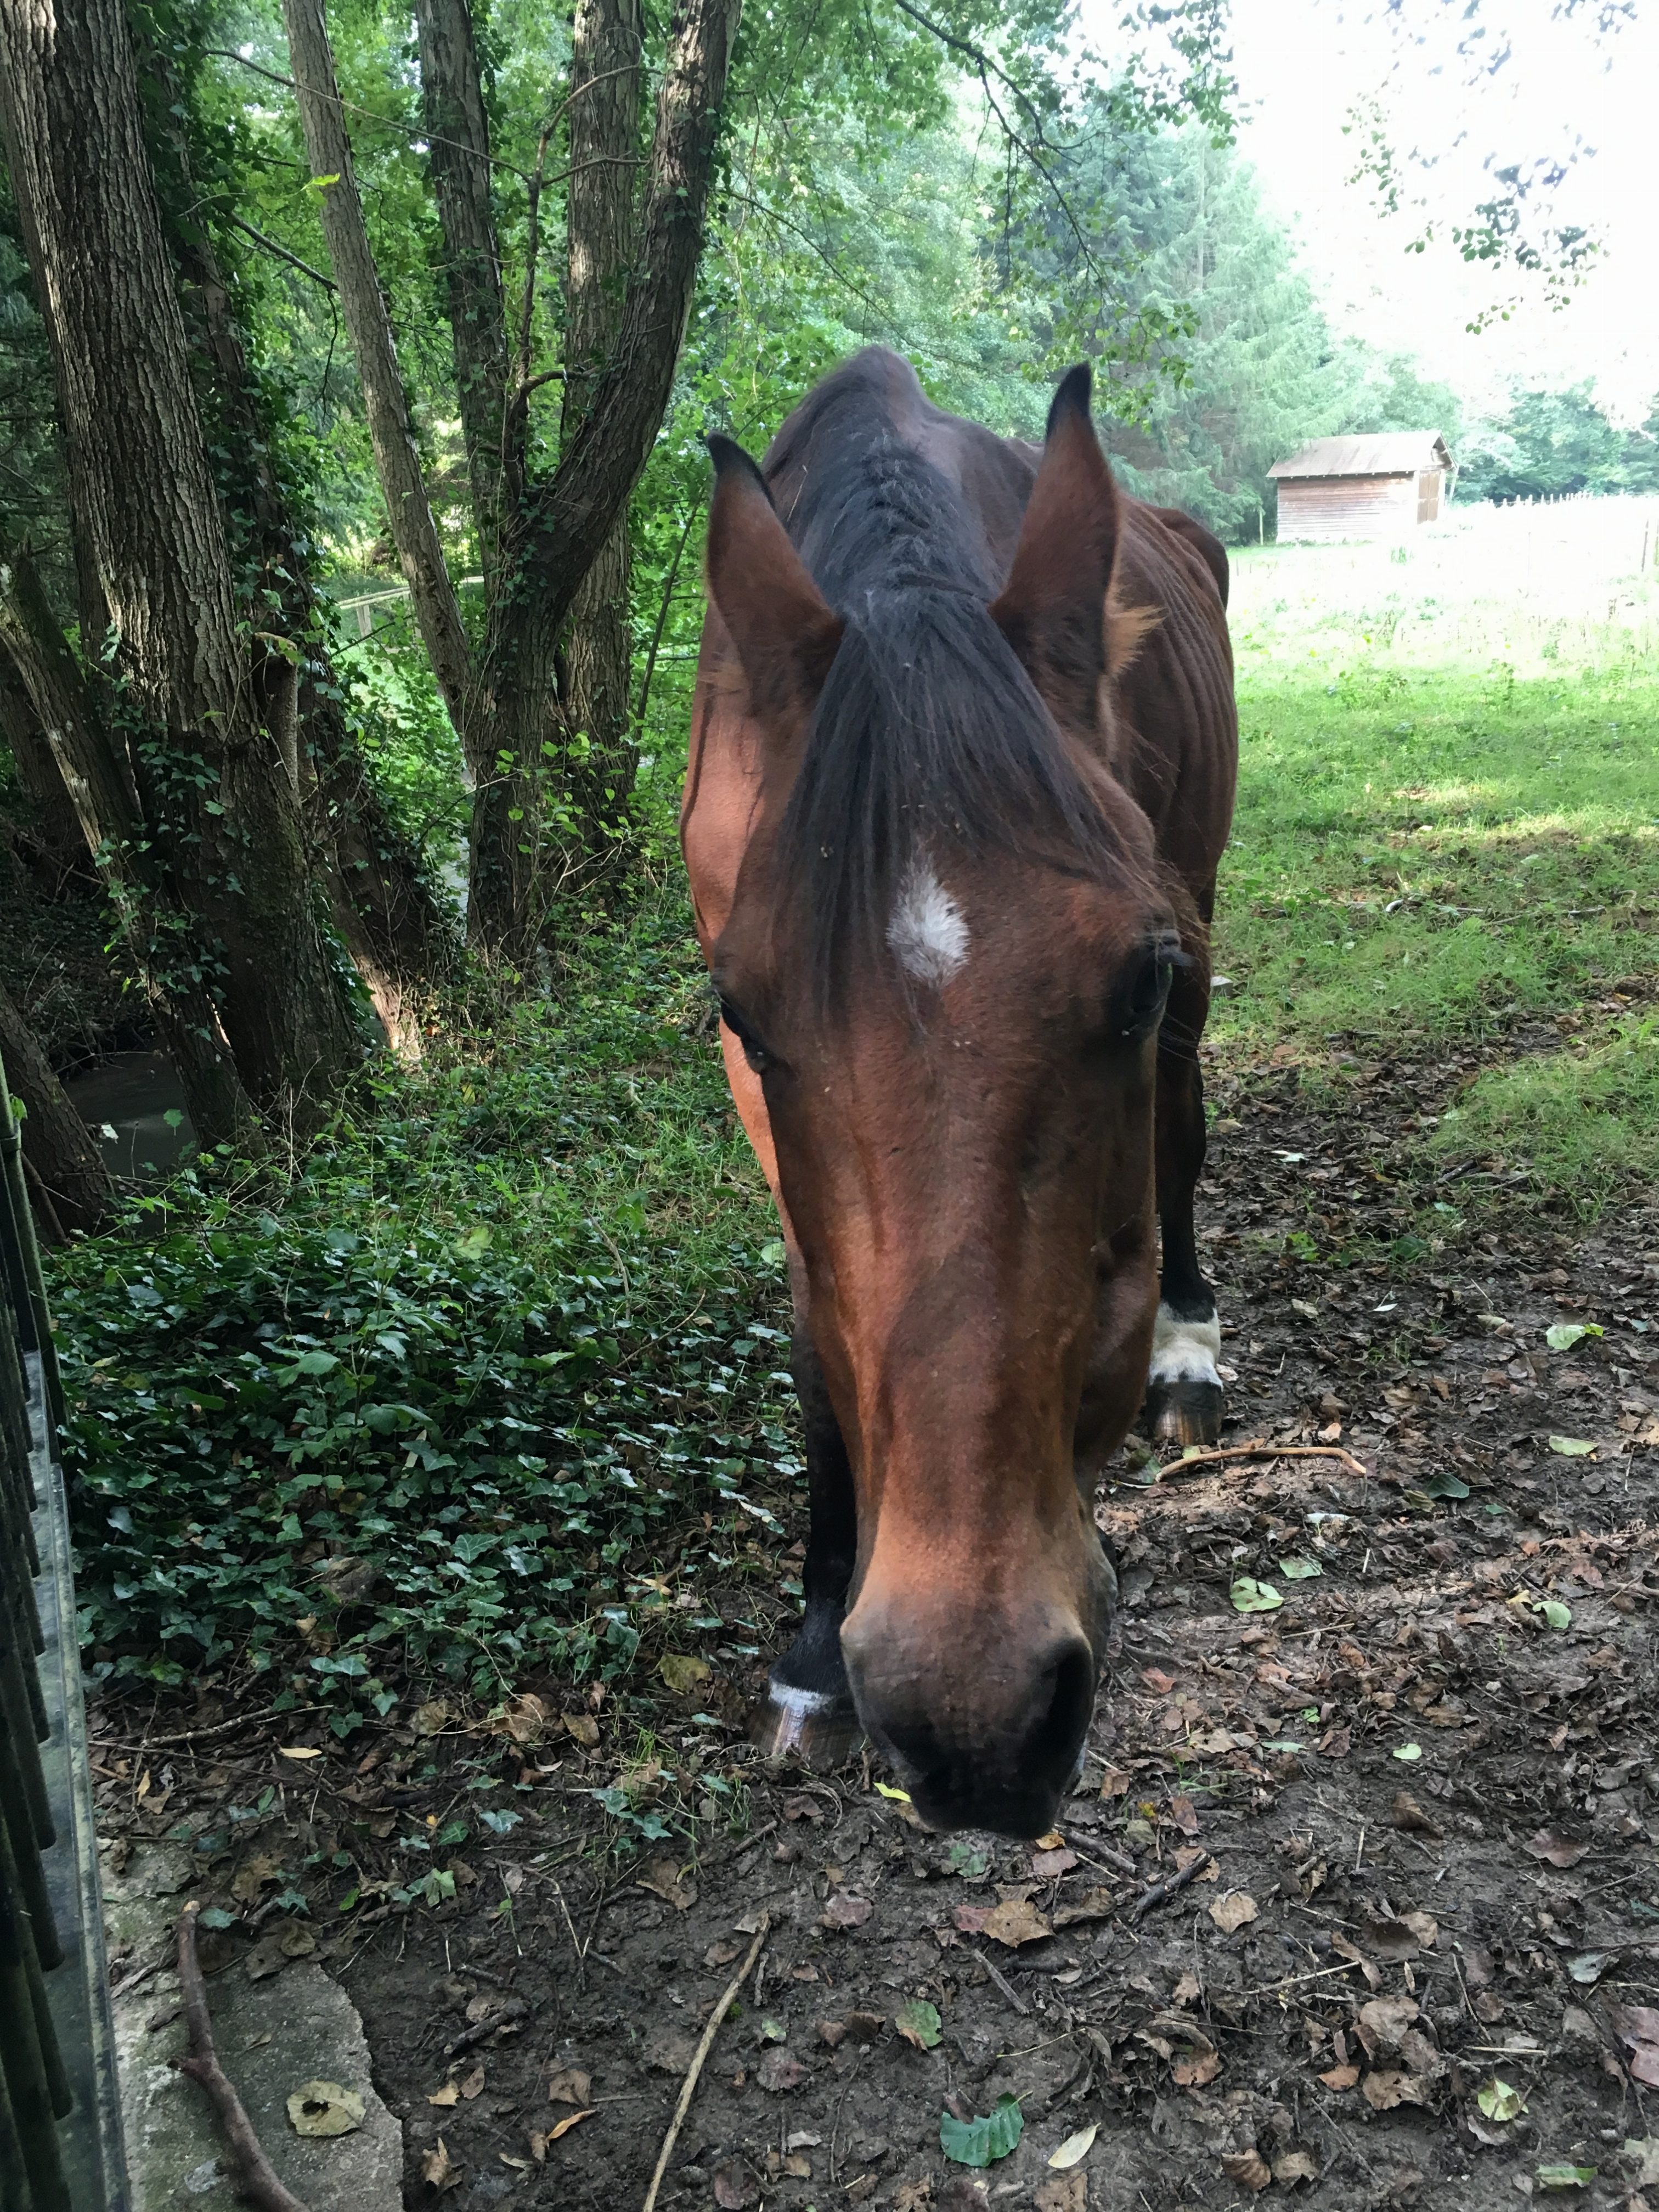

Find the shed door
[[1417, 469, 1441, 524]]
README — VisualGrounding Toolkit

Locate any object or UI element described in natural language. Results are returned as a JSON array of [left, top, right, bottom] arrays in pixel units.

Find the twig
[[967, 1944, 1029, 2016], [441, 1996, 529, 2057], [93, 1701, 327, 1751], [175, 1902, 311, 2212], [1154, 1444, 1370, 1482], [1130, 1852, 1214, 1924], [640, 1917, 768, 2212], [227, 216, 336, 291]]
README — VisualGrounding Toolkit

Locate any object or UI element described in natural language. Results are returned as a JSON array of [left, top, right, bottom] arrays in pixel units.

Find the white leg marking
[[766, 1681, 837, 1752], [1149, 1303, 1222, 1388], [888, 861, 968, 984]]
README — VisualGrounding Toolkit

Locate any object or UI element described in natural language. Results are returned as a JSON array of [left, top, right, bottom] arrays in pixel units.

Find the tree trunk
[[0, 977, 107, 1241], [0, 0, 358, 1119], [0, 554, 256, 1146], [412, 0, 512, 593], [280, 0, 475, 751], [0, 645, 83, 881], [557, 0, 644, 873]]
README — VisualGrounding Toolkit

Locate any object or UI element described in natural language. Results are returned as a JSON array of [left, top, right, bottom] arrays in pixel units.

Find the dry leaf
[[421, 2138, 461, 2192], [1221, 2147, 1272, 2192], [713, 2161, 760, 2210], [1318, 2064, 1360, 2091], [1047, 2123, 1098, 2170], [1171, 1970, 1201, 2006], [1391, 1792, 1442, 1837], [278, 1746, 322, 1761], [279, 1927, 315, 1960], [411, 1701, 450, 1738], [820, 1891, 873, 1930], [1173, 2048, 1221, 2087], [658, 1653, 711, 1695], [546, 2066, 591, 2106], [1169, 1793, 1200, 1837], [286, 2080, 365, 2138], [842, 2011, 885, 2045], [1612, 2006, 1659, 2086], [230, 1853, 284, 1904], [1356, 1994, 1420, 2056], [1208, 1891, 1259, 1934], [981, 1897, 1052, 1948], [1099, 1765, 1131, 1798], [427, 2082, 460, 2108], [1051, 1888, 1115, 1929], [457, 2064, 485, 2102], [546, 2109, 594, 2142], [1359, 1911, 1435, 1961], [704, 1938, 742, 1968], [1360, 2070, 1431, 2112], [1273, 2149, 1320, 2186], [1526, 1827, 1590, 1868], [561, 1712, 599, 1748], [492, 1693, 550, 1747], [244, 1934, 290, 1983], [639, 1860, 697, 1911], [756, 2047, 806, 2093], [643, 2028, 696, 2074], [1030, 1847, 1077, 1880]]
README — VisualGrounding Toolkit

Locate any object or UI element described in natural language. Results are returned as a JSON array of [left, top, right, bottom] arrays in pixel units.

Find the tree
[[0, 0, 359, 1140], [281, 0, 741, 955], [0, 978, 106, 1240], [1457, 384, 1634, 503]]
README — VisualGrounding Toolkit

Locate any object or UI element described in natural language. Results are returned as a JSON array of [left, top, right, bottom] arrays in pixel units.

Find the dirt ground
[[93, 1035, 1659, 2212]]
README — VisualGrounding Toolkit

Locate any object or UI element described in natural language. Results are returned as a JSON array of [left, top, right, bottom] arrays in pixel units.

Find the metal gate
[[0, 1057, 128, 2212]]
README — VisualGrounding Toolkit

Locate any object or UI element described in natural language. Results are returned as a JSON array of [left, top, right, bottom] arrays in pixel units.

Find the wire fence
[[0, 1061, 127, 2212]]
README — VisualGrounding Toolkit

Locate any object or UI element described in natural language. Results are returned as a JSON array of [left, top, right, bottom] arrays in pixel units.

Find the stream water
[[60, 1051, 194, 1180]]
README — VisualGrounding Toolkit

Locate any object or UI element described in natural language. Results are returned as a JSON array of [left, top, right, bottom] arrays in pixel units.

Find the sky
[[1127, 0, 1659, 424]]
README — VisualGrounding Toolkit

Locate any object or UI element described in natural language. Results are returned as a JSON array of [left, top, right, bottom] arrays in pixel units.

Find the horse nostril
[[1032, 1637, 1096, 1770]]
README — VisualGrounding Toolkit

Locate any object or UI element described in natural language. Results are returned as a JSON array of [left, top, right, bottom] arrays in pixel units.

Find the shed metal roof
[[1267, 432, 1453, 481]]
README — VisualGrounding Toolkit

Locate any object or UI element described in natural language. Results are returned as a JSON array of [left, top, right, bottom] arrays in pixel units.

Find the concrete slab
[[105, 1844, 402, 2212]]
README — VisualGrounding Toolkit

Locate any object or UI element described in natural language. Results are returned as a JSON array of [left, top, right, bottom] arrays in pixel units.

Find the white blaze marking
[[887, 862, 968, 984], [1149, 1303, 1222, 1388]]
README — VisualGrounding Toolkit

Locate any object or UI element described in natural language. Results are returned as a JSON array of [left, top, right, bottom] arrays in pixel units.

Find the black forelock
[[763, 373, 1139, 1009]]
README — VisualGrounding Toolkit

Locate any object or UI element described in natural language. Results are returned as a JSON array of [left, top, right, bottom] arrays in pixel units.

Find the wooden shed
[[1267, 432, 1454, 543]]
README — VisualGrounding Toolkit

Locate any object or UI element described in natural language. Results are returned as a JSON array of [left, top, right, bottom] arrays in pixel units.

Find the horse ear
[[704, 436, 843, 734], [990, 364, 1119, 730]]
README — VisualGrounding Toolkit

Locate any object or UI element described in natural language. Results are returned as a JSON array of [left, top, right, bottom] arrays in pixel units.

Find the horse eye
[[1121, 952, 1172, 1034], [720, 999, 770, 1069]]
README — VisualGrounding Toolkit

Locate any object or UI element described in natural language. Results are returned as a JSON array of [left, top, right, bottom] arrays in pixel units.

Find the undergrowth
[[54, 895, 797, 1725]]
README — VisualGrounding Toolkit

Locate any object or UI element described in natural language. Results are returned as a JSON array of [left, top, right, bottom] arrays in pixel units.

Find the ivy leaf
[[1476, 2077, 1526, 2123], [940, 2095, 1024, 2168], [1230, 1577, 1283, 1613], [1276, 1557, 1322, 1580]]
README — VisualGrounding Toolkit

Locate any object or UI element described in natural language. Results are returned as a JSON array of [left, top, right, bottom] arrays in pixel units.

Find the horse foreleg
[[754, 1318, 862, 1766], [1146, 1017, 1224, 1446]]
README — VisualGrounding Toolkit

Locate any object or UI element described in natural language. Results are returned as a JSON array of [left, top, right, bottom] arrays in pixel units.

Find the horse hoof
[[751, 1680, 862, 1768], [1147, 1377, 1224, 1447]]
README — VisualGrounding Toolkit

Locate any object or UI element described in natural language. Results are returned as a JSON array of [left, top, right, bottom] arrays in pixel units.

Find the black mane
[[763, 364, 1133, 1006]]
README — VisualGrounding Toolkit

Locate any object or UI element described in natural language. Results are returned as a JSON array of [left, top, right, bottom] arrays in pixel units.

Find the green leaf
[[895, 1999, 941, 2050], [1548, 1435, 1596, 1457], [757, 2016, 787, 2044], [197, 1906, 236, 1930], [1476, 2076, 1526, 2123], [946, 1840, 989, 1881], [1277, 1557, 1322, 1579], [1544, 1322, 1601, 1352], [940, 2094, 1024, 2168], [1540, 1599, 1572, 1630], [1536, 2167, 1596, 2191], [1392, 1742, 1423, 1762], [303, 172, 341, 194], [1230, 1577, 1283, 1613], [1420, 1470, 1470, 1499], [873, 1781, 911, 1802]]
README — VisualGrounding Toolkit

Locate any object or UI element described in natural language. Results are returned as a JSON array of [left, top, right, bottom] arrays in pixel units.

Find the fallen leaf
[[1168, 1794, 1200, 1837], [643, 2028, 696, 2075], [1548, 1435, 1596, 1457], [279, 1927, 315, 1960], [561, 1712, 600, 1748], [940, 2094, 1024, 2168], [1277, 1558, 1323, 1580], [712, 2159, 760, 2209], [412, 1700, 451, 1738], [1391, 1792, 1442, 1836], [491, 1692, 550, 1746], [1476, 2076, 1527, 2123], [230, 1853, 284, 1904], [896, 1999, 943, 2051], [658, 1653, 710, 1695], [546, 2109, 593, 2142], [704, 1938, 741, 1969], [427, 2082, 460, 2108], [756, 2048, 806, 2093], [1047, 2123, 1098, 2170], [756, 2017, 787, 2045], [1030, 1847, 1077, 1879], [278, 1746, 322, 1762], [1356, 1994, 1420, 2056], [1171, 1969, 1201, 2006], [287, 2080, 365, 2138], [639, 1859, 697, 1911], [1536, 2166, 1597, 2192], [1361, 1911, 1437, 1961], [1099, 1765, 1131, 1798], [421, 2138, 461, 2192], [1220, 2147, 1272, 2192], [1546, 1322, 1601, 1352], [457, 2064, 484, 2101], [820, 1891, 873, 1930], [1273, 2149, 1320, 2186], [1391, 1742, 1423, 1763], [842, 2011, 885, 2045], [1230, 1577, 1282, 1614], [244, 1934, 290, 1982], [1361, 2071, 1430, 2112], [1612, 2006, 1659, 2085], [981, 1898, 1052, 1948], [1208, 1891, 1259, 1934], [1172, 2048, 1221, 2087], [1319, 2064, 1361, 2091], [1567, 1951, 1611, 1985]]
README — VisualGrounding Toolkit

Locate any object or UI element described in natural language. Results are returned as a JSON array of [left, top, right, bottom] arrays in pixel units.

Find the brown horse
[[681, 349, 1237, 1837]]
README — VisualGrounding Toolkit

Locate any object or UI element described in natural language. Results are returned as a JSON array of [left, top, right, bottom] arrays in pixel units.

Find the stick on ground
[[640, 1915, 768, 2212], [1154, 1443, 1370, 1482], [175, 1900, 312, 2212], [1130, 1851, 1215, 1924]]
